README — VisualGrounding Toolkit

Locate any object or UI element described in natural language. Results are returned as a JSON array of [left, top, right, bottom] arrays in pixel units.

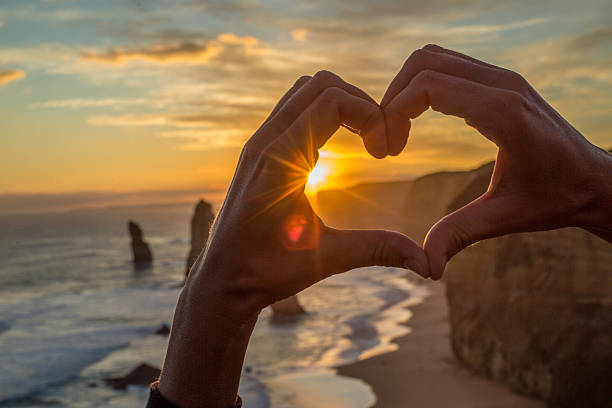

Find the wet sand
[[338, 281, 544, 408]]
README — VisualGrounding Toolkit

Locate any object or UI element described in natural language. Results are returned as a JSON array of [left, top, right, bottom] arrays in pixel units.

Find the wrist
[[572, 147, 612, 236], [158, 260, 259, 408]]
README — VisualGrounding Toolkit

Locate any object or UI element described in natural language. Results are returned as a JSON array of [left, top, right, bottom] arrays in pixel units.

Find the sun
[[305, 161, 329, 195]]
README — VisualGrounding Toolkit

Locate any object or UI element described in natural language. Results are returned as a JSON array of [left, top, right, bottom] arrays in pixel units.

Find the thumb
[[423, 194, 514, 280], [322, 227, 430, 278]]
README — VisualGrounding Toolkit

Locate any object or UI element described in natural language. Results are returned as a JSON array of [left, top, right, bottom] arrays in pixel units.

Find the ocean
[[0, 203, 426, 407]]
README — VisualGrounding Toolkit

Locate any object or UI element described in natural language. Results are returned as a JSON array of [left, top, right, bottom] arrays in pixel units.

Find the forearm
[[158, 267, 258, 408]]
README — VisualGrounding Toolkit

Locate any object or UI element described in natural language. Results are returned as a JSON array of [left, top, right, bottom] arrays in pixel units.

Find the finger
[[384, 70, 526, 147], [262, 75, 311, 126], [266, 86, 385, 169], [321, 227, 430, 278], [423, 193, 519, 280], [257, 70, 378, 145], [423, 44, 558, 118], [381, 46, 527, 109], [422, 44, 504, 70]]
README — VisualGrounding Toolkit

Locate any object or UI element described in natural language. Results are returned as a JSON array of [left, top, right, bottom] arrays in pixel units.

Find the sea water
[[0, 204, 426, 407]]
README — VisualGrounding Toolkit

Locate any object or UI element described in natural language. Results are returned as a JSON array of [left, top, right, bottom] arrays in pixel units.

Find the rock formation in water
[[270, 295, 307, 319], [185, 199, 216, 278], [444, 162, 612, 408], [104, 363, 160, 390], [128, 220, 153, 265]]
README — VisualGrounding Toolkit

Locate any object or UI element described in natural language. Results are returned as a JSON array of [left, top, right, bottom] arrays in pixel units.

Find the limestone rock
[[128, 220, 153, 265], [315, 180, 414, 231], [270, 295, 307, 316], [186, 200, 215, 278], [444, 163, 612, 407], [104, 363, 160, 390]]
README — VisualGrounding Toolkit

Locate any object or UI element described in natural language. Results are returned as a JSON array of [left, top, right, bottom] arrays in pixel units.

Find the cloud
[[217, 32, 258, 47], [80, 32, 265, 65], [30, 97, 164, 109], [0, 69, 26, 86], [566, 26, 612, 51], [291, 29, 308, 42], [80, 42, 224, 65], [160, 128, 245, 150]]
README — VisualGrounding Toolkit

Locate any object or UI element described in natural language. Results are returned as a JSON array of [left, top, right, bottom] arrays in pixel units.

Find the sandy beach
[[338, 280, 545, 408]]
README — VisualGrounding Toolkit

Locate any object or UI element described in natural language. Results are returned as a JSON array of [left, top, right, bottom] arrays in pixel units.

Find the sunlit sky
[[1, 0, 611, 211]]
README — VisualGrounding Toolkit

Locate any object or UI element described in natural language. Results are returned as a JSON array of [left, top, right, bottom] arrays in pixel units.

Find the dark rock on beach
[[270, 295, 307, 320], [155, 323, 170, 335], [128, 220, 153, 266], [186, 200, 215, 278], [104, 363, 161, 390]]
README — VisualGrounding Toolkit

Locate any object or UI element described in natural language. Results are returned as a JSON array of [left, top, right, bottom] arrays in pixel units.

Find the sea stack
[[270, 295, 307, 320], [104, 363, 160, 390], [186, 199, 215, 278], [127, 220, 153, 266]]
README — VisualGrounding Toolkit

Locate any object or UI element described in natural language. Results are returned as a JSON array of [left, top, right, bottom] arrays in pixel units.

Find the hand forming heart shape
[[186, 44, 610, 313], [160, 45, 612, 407]]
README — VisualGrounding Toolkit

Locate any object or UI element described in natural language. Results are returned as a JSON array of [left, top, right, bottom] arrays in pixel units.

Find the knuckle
[[404, 48, 428, 69], [369, 232, 397, 266], [437, 217, 473, 257], [316, 86, 344, 113], [506, 91, 532, 120], [242, 137, 260, 159], [504, 69, 529, 93], [313, 69, 340, 84], [319, 85, 343, 102], [295, 75, 311, 87], [423, 43, 442, 52], [493, 90, 528, 117], [413, 68, 436, 85]]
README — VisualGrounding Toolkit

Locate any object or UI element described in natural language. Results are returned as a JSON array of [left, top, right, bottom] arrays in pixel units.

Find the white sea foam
[[0, 205, 424, 407]]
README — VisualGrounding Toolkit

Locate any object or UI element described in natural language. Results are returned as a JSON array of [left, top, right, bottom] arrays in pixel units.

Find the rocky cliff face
[[444, 163, 612, 408], [127, 220, 153, 265], [186, 199, 215, 278], [316, 160, 612, 407], [315, 180, 414, 231]]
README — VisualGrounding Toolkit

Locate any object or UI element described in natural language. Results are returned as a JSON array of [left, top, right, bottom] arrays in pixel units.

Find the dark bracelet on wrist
[[146, 381, 242, 408]]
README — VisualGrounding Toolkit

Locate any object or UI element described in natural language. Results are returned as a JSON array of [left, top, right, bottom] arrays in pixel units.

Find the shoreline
[[337, 280, 544, 408]]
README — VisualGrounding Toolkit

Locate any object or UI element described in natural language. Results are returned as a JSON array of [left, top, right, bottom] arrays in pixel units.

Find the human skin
[[157, 47, 612, 407], [380, 44, 612, 279], [158, 71, 429, 407]]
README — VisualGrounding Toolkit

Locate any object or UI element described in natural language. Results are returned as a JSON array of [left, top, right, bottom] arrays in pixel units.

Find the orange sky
[[0, 0, 611, 210]]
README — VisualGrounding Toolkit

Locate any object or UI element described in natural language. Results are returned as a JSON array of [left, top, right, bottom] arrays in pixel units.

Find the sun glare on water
[[305, 161, 329, 195]]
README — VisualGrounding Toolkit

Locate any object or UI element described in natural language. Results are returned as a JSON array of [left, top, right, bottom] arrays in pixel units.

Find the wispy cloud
[[81, 42, 224, 65], [31, 97, 166, 109], [0, 69, 25, 86], [80, 32, 265, 65], [160, 128, 245, 150]]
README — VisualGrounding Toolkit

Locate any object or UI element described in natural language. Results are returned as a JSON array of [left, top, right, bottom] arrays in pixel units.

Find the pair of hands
[[159, 45, 611, 407], [200, 44, 610, 308]]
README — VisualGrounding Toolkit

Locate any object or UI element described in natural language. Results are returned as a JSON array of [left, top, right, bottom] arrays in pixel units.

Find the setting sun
[[305, 161, 329, 195]]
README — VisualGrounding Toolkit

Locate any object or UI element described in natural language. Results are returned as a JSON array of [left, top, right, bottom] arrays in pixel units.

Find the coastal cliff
[[444, 163, 612, 407], [316, 160, 612, 407]]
